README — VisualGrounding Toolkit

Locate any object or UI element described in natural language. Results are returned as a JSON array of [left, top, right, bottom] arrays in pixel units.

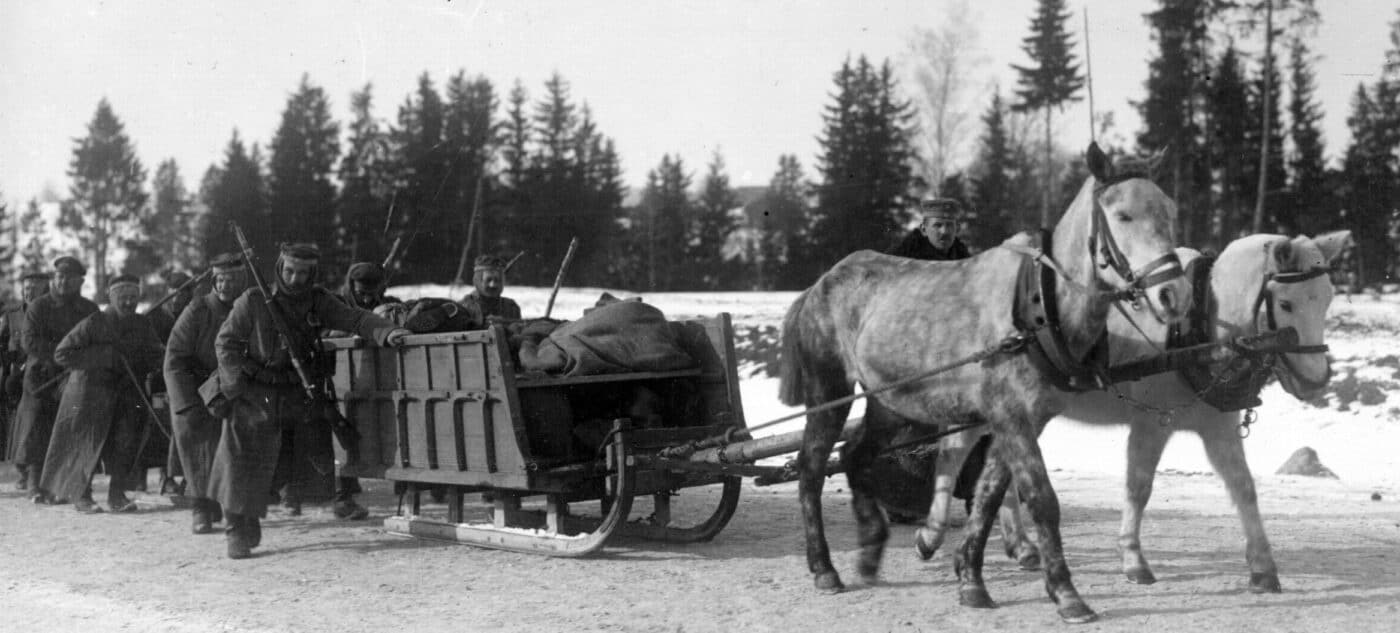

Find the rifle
[[544, 237, 579, 319], [147, 268, 211, 315], [229, 222, 361, 457]]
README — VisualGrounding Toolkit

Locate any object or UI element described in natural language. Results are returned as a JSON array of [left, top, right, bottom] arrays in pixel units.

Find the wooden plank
[[513, 367, 704, 388]]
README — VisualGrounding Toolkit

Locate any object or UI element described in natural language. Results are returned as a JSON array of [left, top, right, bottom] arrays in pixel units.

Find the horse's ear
[[1086, 142, 1109, 181], [1271, 238, 1295, 271], [1310, 229, 1352, 266]]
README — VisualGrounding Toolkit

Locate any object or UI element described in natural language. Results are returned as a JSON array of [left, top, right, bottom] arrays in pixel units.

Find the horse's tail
[[777, 289, 811, 406]]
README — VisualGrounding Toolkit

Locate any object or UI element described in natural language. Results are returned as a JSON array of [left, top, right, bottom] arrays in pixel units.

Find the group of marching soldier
[[1, 244, 522, 560]]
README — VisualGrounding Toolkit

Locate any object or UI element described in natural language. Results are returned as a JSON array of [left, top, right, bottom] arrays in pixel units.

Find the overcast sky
[[1, 0, 1393, 208]]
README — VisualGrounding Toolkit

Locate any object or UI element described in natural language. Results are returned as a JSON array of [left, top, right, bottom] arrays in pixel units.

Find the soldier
[[204, 243, 409, 559], [14, 256, 99, 501], [318, 261, 401, 520], [458, 255, 522, 323], [887, 197, 972, 261], [40, 274, 164, 513], [164, 253, 245, 533], [2, 271, 50, 467], [149, 270, 195, 344]]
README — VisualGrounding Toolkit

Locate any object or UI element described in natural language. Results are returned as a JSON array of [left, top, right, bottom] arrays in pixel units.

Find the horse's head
[[1062, 143, 1190, 324], [1214, 232, 1347, 400]]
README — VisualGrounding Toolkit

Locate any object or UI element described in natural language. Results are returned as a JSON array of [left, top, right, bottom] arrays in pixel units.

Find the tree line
[[3, 0, 1398, 302]]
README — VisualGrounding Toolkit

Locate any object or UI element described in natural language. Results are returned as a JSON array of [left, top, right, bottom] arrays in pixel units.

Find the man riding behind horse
[[887, 197, 972, 261]]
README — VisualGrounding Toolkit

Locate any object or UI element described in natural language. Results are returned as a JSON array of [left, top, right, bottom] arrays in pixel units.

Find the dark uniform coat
[[459, 290, 521, 322], [1, 301, 30, 460], [149, 304, 182, 345], [887, 231, 972, 261], [164, 292, 234, 500], [207, 287, 398, 517], [12, 293, 98, 484], [39, 308, 163, 502]]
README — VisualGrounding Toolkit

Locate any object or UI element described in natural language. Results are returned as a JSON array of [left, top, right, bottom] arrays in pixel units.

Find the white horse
[[911, 231, 1347, 595]]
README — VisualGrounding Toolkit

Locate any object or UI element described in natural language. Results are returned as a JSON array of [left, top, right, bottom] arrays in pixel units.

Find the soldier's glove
[[206, 393, 232, 419], [384, 328, 412, 347], [4, 369, 22, 400]]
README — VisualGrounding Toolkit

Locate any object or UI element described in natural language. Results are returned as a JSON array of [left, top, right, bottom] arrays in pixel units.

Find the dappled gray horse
[[777, 143, 1190, 624], [941, 231, 1346, 594]]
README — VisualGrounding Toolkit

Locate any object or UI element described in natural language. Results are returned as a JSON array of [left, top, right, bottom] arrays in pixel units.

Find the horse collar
[[1013, 229, 1109, 393]]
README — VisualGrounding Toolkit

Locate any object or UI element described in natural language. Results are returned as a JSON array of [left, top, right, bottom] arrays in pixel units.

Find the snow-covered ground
[[394, 283, 1400, 491]]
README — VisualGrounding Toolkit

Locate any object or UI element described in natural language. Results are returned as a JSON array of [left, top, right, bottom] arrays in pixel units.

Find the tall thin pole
[[1083, 6, 1096, 143], [1251, 1, 1274, 235]]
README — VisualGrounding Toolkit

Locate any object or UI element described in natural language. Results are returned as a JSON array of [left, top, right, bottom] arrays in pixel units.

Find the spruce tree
[[1137, 0, 1216, 245], [692, 150, 740, 289], [62, 98, 148, 292], [639, 154, 693, 291], [1284, 38, 1330, 235], [443, 71, 498, 280], [145, 159, 198, 270], [1010, 0, 1084, 226], [268, 75, 340, 263], [337, 83, 394, 265], [1207, 46, 1253, 244], [810, 56, 918, 266], [18, 199, 50, 276], [202, 130, 268, 260], [763, 154, 810, 290], [972, 90, 1019, 244], [389, 73, 450, 282]]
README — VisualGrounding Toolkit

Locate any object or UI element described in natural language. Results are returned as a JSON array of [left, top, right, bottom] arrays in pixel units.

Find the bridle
[[1087, 173, 1185, 306], [1248, 267, 1332, 392]]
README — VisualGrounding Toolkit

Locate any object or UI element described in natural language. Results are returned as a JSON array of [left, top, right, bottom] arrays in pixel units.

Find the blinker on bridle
[[1087, 173, 1185, 303], [1250, 268, 1331, 354]]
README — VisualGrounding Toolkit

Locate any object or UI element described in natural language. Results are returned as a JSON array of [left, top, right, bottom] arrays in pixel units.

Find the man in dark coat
[[318, 261, 402, 520], [887, 197, 972, 261], [164, 253, 244, 533], [14, 257, 99, 501], [2, 270, 50, 466], [40, 275, 164, 513], [458, 255, 522, 323], [205, 243, 409, 559], [148, 270, 195, 344]]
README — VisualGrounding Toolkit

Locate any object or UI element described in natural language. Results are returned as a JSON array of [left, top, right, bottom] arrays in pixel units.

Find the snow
[[392, 283, 1400, 491]]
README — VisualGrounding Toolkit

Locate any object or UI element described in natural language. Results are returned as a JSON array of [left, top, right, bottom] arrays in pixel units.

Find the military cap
[[209, 252, 244, 272], [346, 262, 386, 284], [108, 274, 141, 292], [473, 255, 508, 272], [20, 271, 52, 282], [53, 256, 86, 275], [919, 197, 965, 219], [165, 270, 193, 287], [279, 242, 321, 261]]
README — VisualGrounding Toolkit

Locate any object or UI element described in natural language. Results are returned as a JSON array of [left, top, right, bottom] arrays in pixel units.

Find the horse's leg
[[998, 425, 1097, 624], [841, 424, 892, 584], [997, 484, 1041, 571], [799, 399, 852, 593], [1198, 412, 1281, 593], [915, 434, 975, 560], [1119, 417, 1171, 585], [954, 453, 1012, 610]]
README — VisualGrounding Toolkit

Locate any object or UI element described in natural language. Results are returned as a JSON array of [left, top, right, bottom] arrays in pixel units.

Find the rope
[[741, 332, 1029, 438]]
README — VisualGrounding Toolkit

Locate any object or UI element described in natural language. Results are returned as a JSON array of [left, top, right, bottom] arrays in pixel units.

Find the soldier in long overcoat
[[164, 253, 244, 533], [458, 255, 522, 323], [39, 275, 164, 513], [14, 257, 99, 500], [205, 243, 408, 559], [2, 270, 50, 467]]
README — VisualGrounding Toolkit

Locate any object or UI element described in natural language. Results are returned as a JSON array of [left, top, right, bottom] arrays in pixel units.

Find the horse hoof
[[1248, 572, 1282, 594], [815, 572, 846, 594], [914, 528, 940, 561], [1125, 567, 1157, 585], [1017, 551, 1041, 572], [959, 586, 998, 609], [1058, 603, 1099, 624]]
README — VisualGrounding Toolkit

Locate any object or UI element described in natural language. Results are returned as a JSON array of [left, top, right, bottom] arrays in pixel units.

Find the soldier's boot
[[225, 514, 253, 560], [192, 498, 215, 535], [248, 515, 262, 548], [108, 492, 138, 513], [14, 465, 28, 491], [210, 500, 224, 524], [333, 498, 370, 520]]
